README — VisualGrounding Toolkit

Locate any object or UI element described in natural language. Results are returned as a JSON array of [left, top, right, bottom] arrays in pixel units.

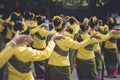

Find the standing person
[[64, 16, 80, 72], [0, 31, 32, 68], [0, 18, 5, 80], [0, 13, 21, 80], [76, 22, 114, 80], [31, 15, 55, 79], [97, 20, 109, 80], [46, 16, 92, 80], [76, 23, 98, 80], [5, 21, 63, 80], [116, 16, 120, 74], [89, 16, 104, 80], [104, 17, 120, 78]]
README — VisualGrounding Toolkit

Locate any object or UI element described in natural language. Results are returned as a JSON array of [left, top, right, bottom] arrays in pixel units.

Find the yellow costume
[[0, 44, 14, 68], [7, 41, 55, 80], [76, 32, 112, 59], [31, 27, 55, 49], [64, 22, 79, 39], [48, 36, 101, 66]]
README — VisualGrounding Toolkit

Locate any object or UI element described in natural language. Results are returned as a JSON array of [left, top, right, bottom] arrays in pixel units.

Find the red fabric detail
[[98, 78, 102, 80], [35, 73, 44, 79], [15, 0, 19, 6], [113, 69, 118, 75]]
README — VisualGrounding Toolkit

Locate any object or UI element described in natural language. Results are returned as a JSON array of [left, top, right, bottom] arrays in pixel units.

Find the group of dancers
[[0, 11, 120, 80]]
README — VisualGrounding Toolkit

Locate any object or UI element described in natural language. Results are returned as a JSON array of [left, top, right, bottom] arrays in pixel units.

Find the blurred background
[[0, 0, 120, 21]]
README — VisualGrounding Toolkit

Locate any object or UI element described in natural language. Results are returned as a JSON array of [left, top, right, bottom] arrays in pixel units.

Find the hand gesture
[[50, 33, 65, 41], [109, 29, 120, 34], [11, 31, 33, 47], [90, 33, 102, 39]]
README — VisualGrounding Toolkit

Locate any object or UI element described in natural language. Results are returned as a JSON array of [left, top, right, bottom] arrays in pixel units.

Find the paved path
[[72, 68, 120, 80], [36, 67, 120, 80]]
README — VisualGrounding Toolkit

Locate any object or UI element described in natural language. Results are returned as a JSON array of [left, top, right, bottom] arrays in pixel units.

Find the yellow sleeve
[[0, 25, 4, 32], [0, 44, 14, 68], [64, 31, 74, 39], [30, 21, 38, 29], [14, 41, 55, 62], [64, 37, 91, 49], [6, 27, 12, 39], [112, 34, 120, 39], [30, 27, 40, 35], [72, 24, 80, 34], [39, 28, 50, 37], [90, 33, 112, 44], [70, 24, 79, 34], [49, 28, 56, 34]]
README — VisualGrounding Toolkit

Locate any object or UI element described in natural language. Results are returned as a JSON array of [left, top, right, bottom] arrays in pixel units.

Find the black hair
[[69, 17, 76, 25], [80, 24, 88, 32], [10, 13, 20, 22], [18, 16, 24, 21], [23, 12, 31, 20], [89, 17, 99, 29], [36, 16, 45, 25], [53, 17, 67, 32], [14, 21, 30, 35]]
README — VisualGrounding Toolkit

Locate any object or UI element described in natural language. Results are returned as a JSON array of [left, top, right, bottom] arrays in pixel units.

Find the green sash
[[54, 44, 69, 56], [9, 55, 32, 73], [109, 38, 116, 43], [68, 28, 73, 34], [74, 33, 94, 51], [34, 32, 45, 40], [46, 34, 69, 56]]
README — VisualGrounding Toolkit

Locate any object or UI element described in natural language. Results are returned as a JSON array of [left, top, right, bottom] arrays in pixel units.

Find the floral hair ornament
[[109, 18, 115, 23], [12, 21, 27, 34], [52, 16, 63, 30]]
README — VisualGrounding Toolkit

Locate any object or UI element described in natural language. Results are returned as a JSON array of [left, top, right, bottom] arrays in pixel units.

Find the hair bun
[[52, 16, 63, 30], [54, 18, 61, 27], [14, 21, 23, 31], [12, 21, 28, 34], [36, 15, 45, 25], [69, 16, 76, 25], [80, 23, 88, 31]]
